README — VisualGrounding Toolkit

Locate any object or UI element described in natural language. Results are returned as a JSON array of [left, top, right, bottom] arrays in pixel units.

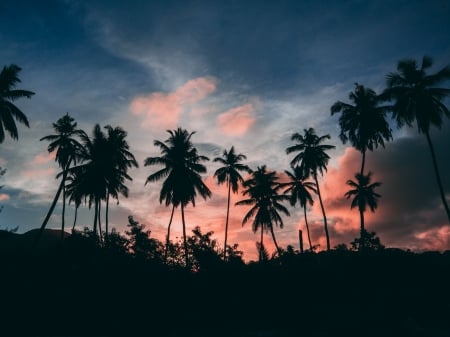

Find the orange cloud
[[130, 77, 217, 129], [217, 103, 256, 136]]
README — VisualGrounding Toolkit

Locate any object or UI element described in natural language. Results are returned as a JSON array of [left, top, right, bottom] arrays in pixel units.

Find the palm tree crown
[[345, 172, 381, 213], [0, 64, 34, 143], [331, 83, 392, 174]]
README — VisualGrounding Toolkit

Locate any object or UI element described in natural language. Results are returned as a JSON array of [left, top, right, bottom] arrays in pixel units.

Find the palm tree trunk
[[164, 204, 175, 263], [303, 205, 313, 250], [260, 226, 264, 262], [34, 159, 72, 248], [223, 182, 232, 260], [98, 201, 103, 245], [105, 192, 109, 245], [360, 149, 366, 176], [93, 199, 98, 241], [425, 131, 450, 222], [314, 174, 330, 250], [61, 183, 66, 241], [181, 203, 189, 269], [269, 225, 281, 257], [72, 206, 78, 232], [359, 208, 365, 251]]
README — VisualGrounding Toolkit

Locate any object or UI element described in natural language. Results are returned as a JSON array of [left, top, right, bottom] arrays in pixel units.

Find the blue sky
[[1, 0, 450, 261]]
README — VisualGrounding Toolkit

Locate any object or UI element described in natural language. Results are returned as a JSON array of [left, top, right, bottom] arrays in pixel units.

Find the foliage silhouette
[[344, 172, 382, 250], [213, 146, 251, 260], [236, 165, 290, 261], [331, 83, 392, 175], [286, 128, 335, 250], [144, 127, 211, 268], [0, 64, 34, 143], [382, 55, 450, 222]]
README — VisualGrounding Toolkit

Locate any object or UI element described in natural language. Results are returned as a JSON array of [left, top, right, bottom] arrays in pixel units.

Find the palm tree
[[144, 127, 212, 267], [286, 128, 335, 250], [235, 165, 290, 261], [213, 146, 251, 260], [344, 172, 381, 250], [382, 55, 450, 222], [103, 125, 138, 243], [0, 64, 34, 143], [280, 166, 317, 251], [37, 113, 85, 243], [331, 83, 392, 175]]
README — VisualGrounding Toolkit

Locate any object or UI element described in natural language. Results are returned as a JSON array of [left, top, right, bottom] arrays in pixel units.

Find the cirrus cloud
[[217, 103, 256, 136]]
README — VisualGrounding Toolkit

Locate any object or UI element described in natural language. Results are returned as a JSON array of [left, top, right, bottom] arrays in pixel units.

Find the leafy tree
[[0, 64, 34, 143], [213, 146, 251, 260], [344, 172, 381, 250], [331, 83, 392, 175], [382, 55, 450, 222], [125, 216, 164, 261], [350, 230, 385, 252], [280, 166, 317, 251], [144, 128, 211, 267], [39, 113, 86, 241], [236, 165, 290, 261], [286, 128, 335, 250]]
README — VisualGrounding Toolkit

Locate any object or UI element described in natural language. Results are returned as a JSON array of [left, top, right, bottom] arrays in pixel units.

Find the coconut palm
[[37, 113, 85, 243], [236, 165, 290, 261], [344, 172, 381, 250], [213, 146, 251, 260], [0, 64, 34, 143], [286, 128, 335, 250], [103, 125, 138, 243], [382, 55, 450, 222], [331, 83, 392, 175], [280, 166, 317, 251], [144, 127, 212, 267]]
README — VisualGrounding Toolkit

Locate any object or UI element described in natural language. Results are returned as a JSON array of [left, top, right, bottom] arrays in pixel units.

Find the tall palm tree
[[331, 83, 392, 175], [0, 64, 34, 143], [144, 128, 212, 267], [344, 172, 381, 250], [382, 55, 450, 222], [235, 165, 290, 261], [213, 146, 251, 260], [286, 128, 335, 250], [280, 166, 317, 251], [103, 125, 138, 243], [37, 113, 85, 244]]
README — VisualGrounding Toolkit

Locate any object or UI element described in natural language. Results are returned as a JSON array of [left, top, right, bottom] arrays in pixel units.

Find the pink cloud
[[217, 103, 256, 136], [0, 193, 10, 201], [31, 152, 56, 165], [130, 77, 217, 129], [21, 167, 56, 178]]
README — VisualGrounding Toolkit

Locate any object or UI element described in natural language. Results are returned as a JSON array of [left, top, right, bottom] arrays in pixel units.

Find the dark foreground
[[1, 236, 450, 336]]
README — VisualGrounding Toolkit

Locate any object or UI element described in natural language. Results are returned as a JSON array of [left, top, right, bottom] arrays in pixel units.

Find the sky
[[1, 0, 450, 262]]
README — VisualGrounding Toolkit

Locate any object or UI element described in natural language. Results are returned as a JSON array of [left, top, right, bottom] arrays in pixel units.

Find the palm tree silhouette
[[280, 166, 317, 251], [236, 165, 289, 261], [344, 172, 381, 250], [286, 128, 335, 250], [0, 64, 34, 143], [331, 83, 392, 175], [382, 55, 450, 222], [37, 113, 85, 243], [213, 146, 251, 260], [144, 128, 212, 267], [103, 125, 138, 243]]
